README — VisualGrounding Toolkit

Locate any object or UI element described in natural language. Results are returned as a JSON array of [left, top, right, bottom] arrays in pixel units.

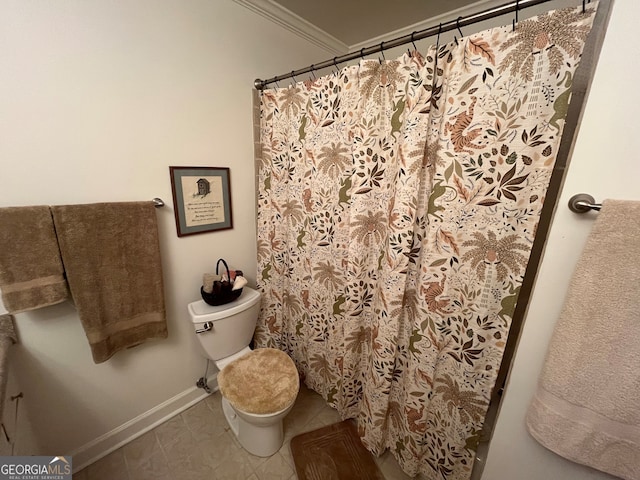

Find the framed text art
[[169, 166, 233, 237]]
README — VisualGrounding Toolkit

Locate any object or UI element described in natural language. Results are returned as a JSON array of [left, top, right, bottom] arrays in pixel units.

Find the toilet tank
[[188, 287, 261, 361]]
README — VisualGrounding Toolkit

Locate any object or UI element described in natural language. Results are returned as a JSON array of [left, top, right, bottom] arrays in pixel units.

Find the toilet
[[187, 287, 299, 457]]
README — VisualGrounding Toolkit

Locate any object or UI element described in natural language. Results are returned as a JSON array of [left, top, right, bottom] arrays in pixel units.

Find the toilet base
[[221, 396, 286, 457]]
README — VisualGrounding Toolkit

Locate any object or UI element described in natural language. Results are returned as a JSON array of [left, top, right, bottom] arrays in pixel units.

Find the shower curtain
[[254, 5, 596, 478]]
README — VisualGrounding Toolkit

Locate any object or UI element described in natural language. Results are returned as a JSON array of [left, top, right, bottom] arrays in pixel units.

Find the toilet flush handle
[[195, 321, 213, 334]]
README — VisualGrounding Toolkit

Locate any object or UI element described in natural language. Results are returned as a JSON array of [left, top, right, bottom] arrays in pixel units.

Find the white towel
[[526, 199, 640, 480]]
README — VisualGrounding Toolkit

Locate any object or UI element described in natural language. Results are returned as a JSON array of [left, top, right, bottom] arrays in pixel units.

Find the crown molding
[[232, 0, 348, 55], [349, 0, 508, 52]]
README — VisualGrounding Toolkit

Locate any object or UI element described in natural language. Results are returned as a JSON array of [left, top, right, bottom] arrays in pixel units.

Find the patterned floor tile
[[122, 430, 162, 470], [86, 449, 129, 480], [75, 386, 414, 479], [253, 452, 294, 480], [127, 450, 172, 480]]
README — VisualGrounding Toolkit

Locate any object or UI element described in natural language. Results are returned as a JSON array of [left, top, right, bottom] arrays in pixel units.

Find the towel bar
[[568, 193, 601, 213]]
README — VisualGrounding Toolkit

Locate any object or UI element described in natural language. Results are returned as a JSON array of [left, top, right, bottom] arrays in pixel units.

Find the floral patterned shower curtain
[[254, 5, 596, 478]]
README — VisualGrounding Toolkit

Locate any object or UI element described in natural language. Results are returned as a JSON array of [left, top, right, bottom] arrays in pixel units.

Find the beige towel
[[526, 199, 640, 480], [0, 206, 70, 313], [0, 314, 16, 421], [51, 202, 167, 364]]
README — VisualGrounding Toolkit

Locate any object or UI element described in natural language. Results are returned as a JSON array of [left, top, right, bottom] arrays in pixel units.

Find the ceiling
[[271, 0, 483, 46]]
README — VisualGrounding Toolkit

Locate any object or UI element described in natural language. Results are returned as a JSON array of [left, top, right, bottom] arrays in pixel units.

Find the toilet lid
[[217, 348, 299, 415]]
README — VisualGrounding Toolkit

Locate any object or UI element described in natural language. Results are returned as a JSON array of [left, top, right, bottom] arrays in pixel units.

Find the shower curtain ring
[[333, 57, 339, 74], [411, 31, 418, 51], [291, 71, 297, 85], [360, 47, 365, 59], [513, 0, 519, 31], [379, 42, 385, 64], [436, 23, 442, 50], [582, 0, 586, 13], [455, 17, 463, 44], [309, 65, 316, 80]]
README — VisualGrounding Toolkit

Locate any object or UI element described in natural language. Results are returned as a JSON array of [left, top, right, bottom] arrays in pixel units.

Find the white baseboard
[[70, 375, 218, 472]]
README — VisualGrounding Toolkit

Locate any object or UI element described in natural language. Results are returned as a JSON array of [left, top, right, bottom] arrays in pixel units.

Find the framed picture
[[169, 166, 233, 237]]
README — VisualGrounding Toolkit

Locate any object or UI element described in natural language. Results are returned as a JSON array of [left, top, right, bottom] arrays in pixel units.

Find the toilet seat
[[217, 348, 299, 415], [214, 346, 252, 371]]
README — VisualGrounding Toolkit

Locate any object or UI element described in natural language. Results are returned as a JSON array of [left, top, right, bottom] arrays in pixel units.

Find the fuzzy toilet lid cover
[[217, 348, 299, 415]]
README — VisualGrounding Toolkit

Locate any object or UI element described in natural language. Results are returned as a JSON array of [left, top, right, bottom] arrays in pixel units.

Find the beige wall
[[483, 0, 639, 479], [0, 0, 332, 462]]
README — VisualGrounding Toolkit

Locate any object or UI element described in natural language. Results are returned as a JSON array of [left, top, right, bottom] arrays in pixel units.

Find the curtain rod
[[254, 0, 590, 90]]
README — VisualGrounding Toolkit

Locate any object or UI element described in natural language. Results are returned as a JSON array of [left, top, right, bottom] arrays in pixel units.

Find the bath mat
[[290, 420, 384, 480]]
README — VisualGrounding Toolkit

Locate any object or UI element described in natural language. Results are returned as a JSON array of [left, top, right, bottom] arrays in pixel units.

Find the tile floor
[[73, 384, 414, 480]]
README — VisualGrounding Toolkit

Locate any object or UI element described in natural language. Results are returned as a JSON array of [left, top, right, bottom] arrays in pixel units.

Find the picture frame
[[169, 166, 233, 237]]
